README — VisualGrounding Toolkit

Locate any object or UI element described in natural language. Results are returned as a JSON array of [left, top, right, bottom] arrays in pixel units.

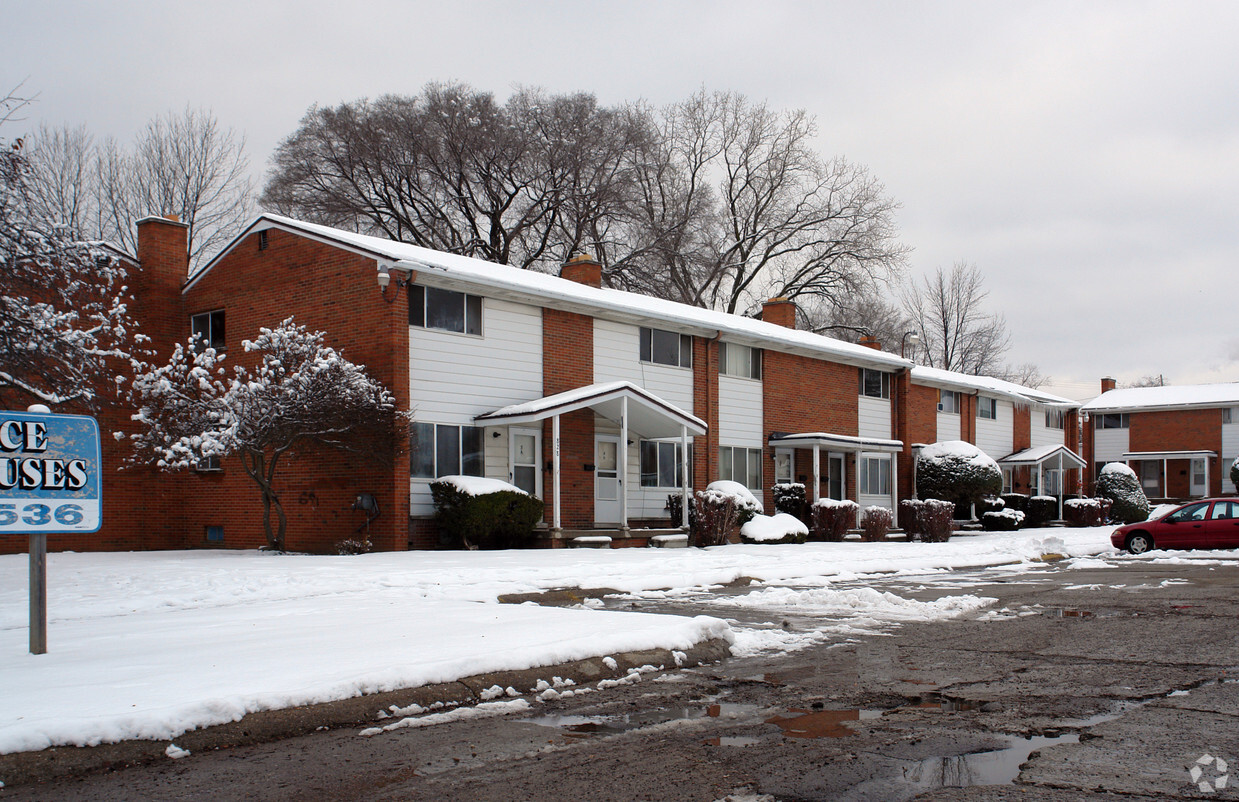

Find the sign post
[[0, 409, 102, 654]]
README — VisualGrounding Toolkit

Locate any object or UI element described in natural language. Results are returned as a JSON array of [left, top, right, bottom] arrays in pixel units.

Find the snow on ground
[[0, 524, 1147, 755]]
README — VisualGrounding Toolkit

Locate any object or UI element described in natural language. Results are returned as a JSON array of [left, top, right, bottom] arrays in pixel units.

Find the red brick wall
[[902, 383, 940, 500], [541, 308, 596, 532], [159, 227, 410, 554], [763, 353, 858, 507], [692, 336, 720, 493]]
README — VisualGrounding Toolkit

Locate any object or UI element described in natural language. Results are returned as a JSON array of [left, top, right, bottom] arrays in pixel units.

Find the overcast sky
[[5, 0, 1237, 399]]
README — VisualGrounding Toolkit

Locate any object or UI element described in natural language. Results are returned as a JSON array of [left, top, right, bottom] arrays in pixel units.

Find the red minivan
[[1111, 499, 1239, 554]]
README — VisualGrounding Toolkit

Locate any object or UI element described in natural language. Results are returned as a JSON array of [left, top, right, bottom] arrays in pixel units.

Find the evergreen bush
[[899, 499, 924, 540], [1000, 493, 1029, 514], [916, 441, 1003, 508], [981, 509, 1024, 531], [920, 499, 956, 542], [772, 482, 807, 521], [1094, 462, 1150, 524], [1063, 498, 1103, 527], [431, 479, 545, 550], [1026, 496, 1058, 527], [860, 506, 893, 542], [810, 498, 858, 542]]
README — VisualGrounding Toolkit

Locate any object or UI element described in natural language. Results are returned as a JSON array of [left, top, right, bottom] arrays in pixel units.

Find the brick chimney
[[858, 335, 882, 350], [761, 297, 797, 329], [134, 215, 190, 360], [1101, 377, 1116, 393], [560, 252, 602, 288]]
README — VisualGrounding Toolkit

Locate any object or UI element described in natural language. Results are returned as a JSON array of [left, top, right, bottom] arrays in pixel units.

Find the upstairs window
[[859, 369, 890, 399], [191, 310, 226, 351], [1094, 413, 1129, 429], [719, 342, 761, 379], [938, 389, 960, 414], [719, 446, 762, 490], [1045, 408, 1065, 429], [409, 423, 483, 479], [978, 397, 998, 420], [409, 285, 482, 336], [640, 327, 692, 368]]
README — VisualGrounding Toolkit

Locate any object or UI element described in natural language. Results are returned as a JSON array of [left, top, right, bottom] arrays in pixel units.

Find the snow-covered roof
[[192, 214, 912, 372], [1121, 450, 1217, 460], [1081, 383, 1239, 414], [475, 381, 706, 439], [769, 432, 903, 453], [911, 366, 1077, 408], [998, 444, 1086, 469]]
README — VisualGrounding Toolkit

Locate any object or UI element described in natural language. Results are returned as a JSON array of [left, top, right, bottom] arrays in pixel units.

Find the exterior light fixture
[[377, 265, 392, 291], [901, 331, 921, 358]]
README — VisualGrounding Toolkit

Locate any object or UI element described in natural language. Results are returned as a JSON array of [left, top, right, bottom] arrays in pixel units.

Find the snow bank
[[740, 513, 808, 542]]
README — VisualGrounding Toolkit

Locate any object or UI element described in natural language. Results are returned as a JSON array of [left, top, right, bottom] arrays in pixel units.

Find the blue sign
[[0, 411, 101, 534]]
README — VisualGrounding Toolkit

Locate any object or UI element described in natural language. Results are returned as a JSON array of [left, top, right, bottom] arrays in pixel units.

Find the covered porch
[[768, 432, 904, 526], [1122, 450, 1216, 501], [476, 381, 707, 544], [999, 444, 1087, 519]]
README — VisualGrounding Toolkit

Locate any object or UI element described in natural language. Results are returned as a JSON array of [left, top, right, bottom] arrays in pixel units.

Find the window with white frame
[[859, 369, 891, 399], [938, 389, 960, 414], [639, 327, 692, 368], [409, 285, 483, 336], [191, 310, 226, 350], [409, 423, 483, 478], [978, 397, 998, 420], [1224, 408, 1235, 424], [1044, 408, 1065, 429], [640, 441, 690, 488], [1094, 413, 1129, 429], [774, 449, 794, 485], [859, 455, 891, 496], [1002, 467, 1013, 493], [719, 446, 762, 490], [719, 342, 761, 379]]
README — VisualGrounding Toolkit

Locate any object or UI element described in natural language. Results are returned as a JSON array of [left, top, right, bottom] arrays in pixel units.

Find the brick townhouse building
[[1, 213, 1079, 555], [1082, 379, 1239, 500]]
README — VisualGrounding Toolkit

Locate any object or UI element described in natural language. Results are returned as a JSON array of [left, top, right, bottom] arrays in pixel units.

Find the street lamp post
[[901, 331, 921, 359]]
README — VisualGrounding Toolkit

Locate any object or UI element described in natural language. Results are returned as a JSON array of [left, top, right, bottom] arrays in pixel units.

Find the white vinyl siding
[[858, 396, 892, 440], [1093, 427, 1130, 465], [408, 297, 543, 515], [719, 375, 763, 444], [594, 319, 694, 412], [975, 400, 1014, 459], [1029, 405, 1065, 448], [936, 410, 961, 442]]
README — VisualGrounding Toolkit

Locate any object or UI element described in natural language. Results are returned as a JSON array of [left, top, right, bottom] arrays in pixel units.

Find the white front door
[[509, 428, 541, 498], [594, 435, 622, 525], [1191, 458, 1207, 497]]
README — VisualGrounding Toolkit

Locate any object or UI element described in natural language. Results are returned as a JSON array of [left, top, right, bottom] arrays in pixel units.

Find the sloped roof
[[1081, 383, 1239, 414], [998, 444, 1086, 468], [475, 381, 706, 439], [190, 214, 913, 372], [911, 365, 1077, 408]]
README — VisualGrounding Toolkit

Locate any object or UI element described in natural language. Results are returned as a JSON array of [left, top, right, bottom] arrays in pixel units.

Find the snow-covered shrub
[[975, 496, 1005, 515], [740, 512, 809, 545], [1094, 462, 1150, 524], [772, 483, 807, 521], [810, 498, 858, 542], [981, 509, 1024, 531], [335, 537, 372, 555], [1063, 498, 1103, 527], [919, 499, 956, 543], [1000, 493, 1029, 514], [693, 492, 740, 547], [431, 477, 544, 550], [704, 481, 763, 517], [860, 506, 893, 542], [899, 499, 924, 540], [1231, 456, 1239, 493], [916, 441, 1003, 506], [1026, 496, 1058, 527]]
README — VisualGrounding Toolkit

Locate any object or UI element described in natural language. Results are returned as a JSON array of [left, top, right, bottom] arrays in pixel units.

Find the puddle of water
[[916, 693, 980, 712], [525, 702, 760, 737], [1040, 609, 1095, 618], [705, 736, 762, 747], [765, 708, 885, 739], [901, 734, 1079, 789]]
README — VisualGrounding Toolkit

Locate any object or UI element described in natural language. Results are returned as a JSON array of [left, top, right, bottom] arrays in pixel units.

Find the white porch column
[[1163, 458, 1168, 498], [1037, 463, 1043, 500], [812, 444, 821, 503], [680, 426, 690, 528], [890, 453, 900, 528], [853, 452, 861, 528], [1204, 456, 1211, 499], [1057, 453, 1064, 520], [552, 414, 561, 531], [619, 396, 629, 530]]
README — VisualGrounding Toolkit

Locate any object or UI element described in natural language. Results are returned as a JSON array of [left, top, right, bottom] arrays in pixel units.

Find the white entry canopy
[[999, 444, 1087, 469], [1121, 450, 1217, 461], [769, 432, 903, 453], [475, 381, 706, 439]]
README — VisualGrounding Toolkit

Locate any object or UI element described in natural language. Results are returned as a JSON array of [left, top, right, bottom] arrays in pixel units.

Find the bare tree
[[800, 290, 913, 348], [96, 107, 253, 269], [22, 123, 96, 238], [900, 262, 1012, 375], [1123, 374, 1167, 388], [127, 319, 404, 551], [997, 363, 1049, 389]]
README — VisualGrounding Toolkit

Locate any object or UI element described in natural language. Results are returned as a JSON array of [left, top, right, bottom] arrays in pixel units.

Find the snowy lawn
[[0, 526, 1124, 754]]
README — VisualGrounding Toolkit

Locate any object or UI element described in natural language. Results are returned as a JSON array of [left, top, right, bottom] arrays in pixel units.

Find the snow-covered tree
[[127, 319, 404, 550], [0, 94, 145, 409], [1094, 462, 1150, 524], [916, 440, 1003, 505]]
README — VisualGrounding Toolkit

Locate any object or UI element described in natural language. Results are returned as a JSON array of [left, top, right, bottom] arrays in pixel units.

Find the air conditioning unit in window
[[937, 403, 944, 411]]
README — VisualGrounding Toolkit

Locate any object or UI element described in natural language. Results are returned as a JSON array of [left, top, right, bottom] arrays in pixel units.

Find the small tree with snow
[[1, 112, 146, 409], [1231, 456, 1239, 494], [127, 318, 403, 551], [915, 441, 1002, 509], [1094, 462, 1149, 524]]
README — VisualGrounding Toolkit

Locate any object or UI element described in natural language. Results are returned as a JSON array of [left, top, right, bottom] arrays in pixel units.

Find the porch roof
[[475, 381, 706, 439], [768, 431, 903, 453], [1121, 450, 1217, 461], [999, 444, 1087, 469]]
